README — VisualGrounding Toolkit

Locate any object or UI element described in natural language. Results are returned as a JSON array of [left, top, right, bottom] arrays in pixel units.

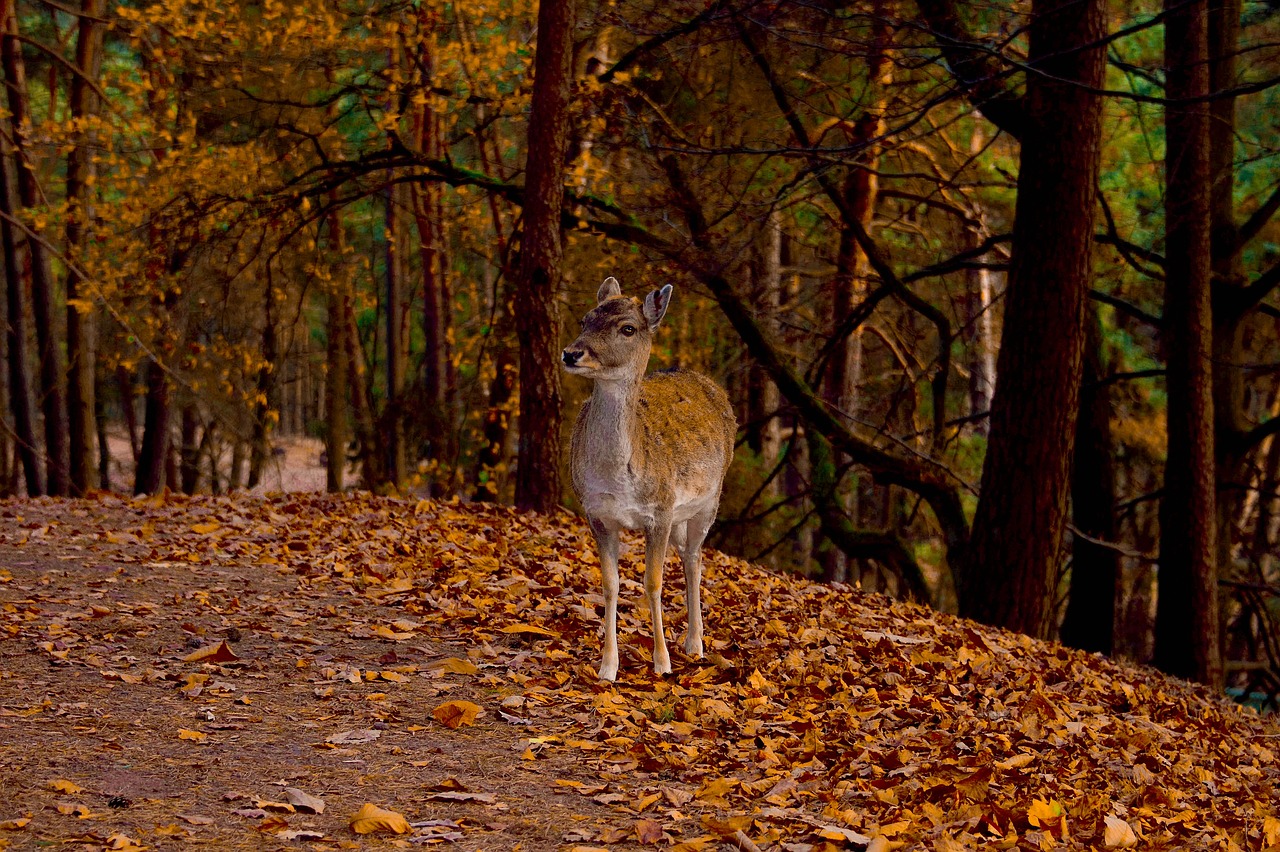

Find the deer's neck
[[584, 376, 644, 472]]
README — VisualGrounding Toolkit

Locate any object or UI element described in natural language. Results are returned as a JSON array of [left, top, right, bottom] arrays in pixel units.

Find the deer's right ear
[[597, 277, 622, 304]]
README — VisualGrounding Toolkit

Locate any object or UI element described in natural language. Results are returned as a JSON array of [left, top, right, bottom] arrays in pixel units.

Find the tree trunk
[[512, 0, 575, 513], [324, 280, 348, 492], [957, 0, 1106, 638], [1154, 0, 1221, 690], [0, 110, 40, 495], [343, 289, 380, 489], [179, 404, 200, 494], [1207, 0, 1245, 628], [382, 182, 409, 489], [2, 0, 68, 494], [1061, 312, 1119, 654], [248, 302, 277, 490], [65, 0, 105, 495], [134, 358, 171, 494]]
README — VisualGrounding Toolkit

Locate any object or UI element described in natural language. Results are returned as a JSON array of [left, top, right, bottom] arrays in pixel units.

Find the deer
[[562, 277, 736, 681]]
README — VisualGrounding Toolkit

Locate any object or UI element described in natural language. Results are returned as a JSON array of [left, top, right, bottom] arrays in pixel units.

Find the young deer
[[562, 278, 736, 681]]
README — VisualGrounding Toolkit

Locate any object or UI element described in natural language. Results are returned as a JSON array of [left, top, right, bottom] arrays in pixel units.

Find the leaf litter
[[0, 492, 1277, 850]]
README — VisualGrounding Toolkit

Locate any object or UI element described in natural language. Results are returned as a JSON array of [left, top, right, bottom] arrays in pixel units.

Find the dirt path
[[2, 492, 1279, 852], [0, 495, 665, 850]]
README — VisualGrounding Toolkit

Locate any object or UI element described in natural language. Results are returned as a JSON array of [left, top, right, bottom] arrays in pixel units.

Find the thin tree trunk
[[179, 404, 200, 494], [65, 0, 104, 495], [248, 300, 277, 489], [512, 0, 575, 513], [2, 0, 68, 494], [0, 109, 40, 495], [134, 358, 170, 494], [382, 182, 408, 489], [343, 290, 380, 489], [324, 279, 348, 492], [957, 0, 1106, 637], [1061, 312, 1119, 654], [1155, 0, 1221, 690]]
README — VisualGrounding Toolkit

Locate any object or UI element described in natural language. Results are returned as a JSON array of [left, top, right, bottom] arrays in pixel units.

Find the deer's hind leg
[[676, 506, 716, 659], [644, 514, 674, 676]]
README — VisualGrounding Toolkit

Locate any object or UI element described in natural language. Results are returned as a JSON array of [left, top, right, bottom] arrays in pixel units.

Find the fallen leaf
[[177, 729, 208, 742], [432, 699, 482, 729], [500, 623, 559, 638], [635, 818, 665, 844], [49, 779, 83, 794], [104, 833, 147, 851], [0, 817, 31, 830], [177, 814, 214, 825], [326, 729, 381, 745], [278, 829, 326, 841], [1103, 815, 1138, 848], [350, 803, 411, 835], [182, 640, 239, 663], [427, 791, 497, 804], [283, 787, 325, 814], [427, 657, 479, 675], [191, 522, 221, 534]]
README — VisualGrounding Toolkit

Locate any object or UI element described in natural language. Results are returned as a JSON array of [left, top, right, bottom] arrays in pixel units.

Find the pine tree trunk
[[2, 0, 68, 494], [512, 0, 575, 513], [1154, 0, 1221, 690], [958, 0, 1106, 637], [65, 0, 105, 495]]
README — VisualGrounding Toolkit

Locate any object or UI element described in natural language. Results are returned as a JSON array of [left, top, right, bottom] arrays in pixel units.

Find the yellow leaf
[[1265, 816, 1280, 848], [49, 779, 83, 794], [104, 834, 147, 851], [349, 803, 411, 835], [432, 700, 482, 729], [177, 728, 207, 742], [1027, 798, 1067, 837], [372, 625, 415, 641], [695, 777, 737, 805], [427, 657, 478, 675], [0, 817, 30, 830], [190, 522, 220, 534], [1103, 815, 1138, 848], [500, 623, 559, 638]]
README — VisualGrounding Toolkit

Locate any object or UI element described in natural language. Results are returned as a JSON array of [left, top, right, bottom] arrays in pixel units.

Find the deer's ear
[[597, 277, 622, 303], [643, 284, 673, 330]]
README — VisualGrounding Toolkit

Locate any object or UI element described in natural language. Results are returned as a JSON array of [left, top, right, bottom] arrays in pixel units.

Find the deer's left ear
[[643, 284, 673, 330], [597, 277, 622, 303]]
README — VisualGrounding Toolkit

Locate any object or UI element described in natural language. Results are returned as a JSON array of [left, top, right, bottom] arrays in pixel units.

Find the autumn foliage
[[1, 493, 1278, 850]]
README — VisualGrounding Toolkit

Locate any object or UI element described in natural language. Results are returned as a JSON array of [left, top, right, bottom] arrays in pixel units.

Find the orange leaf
[[49, 779, 83, 794], [432, 700, 482, 729], [182, 640, 239, 663], [635, 818, 665, 844], [349, 803, 411, 835], [177, 728, 208, 742]]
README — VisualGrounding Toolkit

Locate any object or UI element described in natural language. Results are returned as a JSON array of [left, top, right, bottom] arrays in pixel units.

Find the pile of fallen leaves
[[1, 492, 1278, 851]]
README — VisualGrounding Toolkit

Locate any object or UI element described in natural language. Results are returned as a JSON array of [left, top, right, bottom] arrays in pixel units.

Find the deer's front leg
[[591, 518, 622, 682], [644, 517, 673, 676]]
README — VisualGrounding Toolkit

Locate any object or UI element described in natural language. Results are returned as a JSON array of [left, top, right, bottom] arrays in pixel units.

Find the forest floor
[[0, 491, 1278, 852]]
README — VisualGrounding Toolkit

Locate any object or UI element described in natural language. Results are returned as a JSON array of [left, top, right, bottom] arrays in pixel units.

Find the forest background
[[0, 0, 1277, 697]]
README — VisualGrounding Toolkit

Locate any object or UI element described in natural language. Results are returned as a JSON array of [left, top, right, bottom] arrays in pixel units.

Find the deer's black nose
[[562, 349, 583, 367]]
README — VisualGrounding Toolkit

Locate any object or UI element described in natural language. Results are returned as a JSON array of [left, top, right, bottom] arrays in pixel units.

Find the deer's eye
[[620, 325, 637, 337]]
